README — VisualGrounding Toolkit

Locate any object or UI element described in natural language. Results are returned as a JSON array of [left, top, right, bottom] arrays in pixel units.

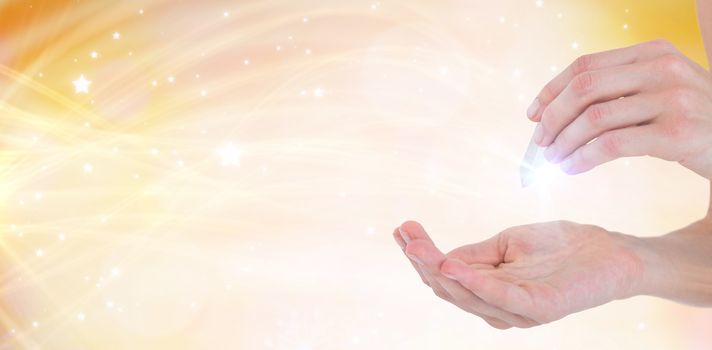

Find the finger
[[445, 234, 505, 266], [393, 228, 430, 286], [403, 237, 446, 276], [441, 258, 533, 316], [398, 220, 434, 244], [559, 125, 660, 175], [543, 94, 660, 163], [536, 63, 653, 147], [398, 224, 455, 300], [407, 240, 534, 327], [528, 39, 677, 121]]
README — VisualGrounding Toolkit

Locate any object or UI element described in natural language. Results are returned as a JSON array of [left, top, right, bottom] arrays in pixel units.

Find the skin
[[394, 3, 712, 329]]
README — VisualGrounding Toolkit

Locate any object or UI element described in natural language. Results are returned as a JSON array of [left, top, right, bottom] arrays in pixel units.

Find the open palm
[[393, 221, 646, 328]]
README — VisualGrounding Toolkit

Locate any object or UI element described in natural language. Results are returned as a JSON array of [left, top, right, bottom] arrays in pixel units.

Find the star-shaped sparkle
[[72, 74, 91, 94]]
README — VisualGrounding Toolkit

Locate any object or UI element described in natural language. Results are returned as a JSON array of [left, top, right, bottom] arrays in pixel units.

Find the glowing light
[[77, 312, 85, 321], [83, 163, 94, 173], [90, 51, 99, 59], [72, 74, 91, 94], [217, 142, 240, 167], [112, 31, 121, 40], [314, 87, 324, 97], [36, 248, 44, 257]]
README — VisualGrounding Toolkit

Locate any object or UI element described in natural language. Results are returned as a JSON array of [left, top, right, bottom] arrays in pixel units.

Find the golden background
[[0, 0, 710, 348]]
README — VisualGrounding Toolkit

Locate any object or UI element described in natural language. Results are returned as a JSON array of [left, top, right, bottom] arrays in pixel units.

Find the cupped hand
[[393, 220, 647, 328], [528, 39, 712, 178]]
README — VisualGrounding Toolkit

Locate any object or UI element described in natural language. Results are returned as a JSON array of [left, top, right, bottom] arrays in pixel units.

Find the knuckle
[[599, 132, 624, 156], [654, 54, 689, 76], [667, 88, 695, 115], [571, 72, 596, 95], [572, 54, 594, 75], [660, 117, 693, 141], [539, 83, 557, 103], [540, 105, 561, 132], [584, 103, 609, 126], [645, 38, 678, 53]]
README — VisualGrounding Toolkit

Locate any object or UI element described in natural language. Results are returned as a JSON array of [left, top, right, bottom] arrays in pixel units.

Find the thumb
[[445, 233, 506, 266]]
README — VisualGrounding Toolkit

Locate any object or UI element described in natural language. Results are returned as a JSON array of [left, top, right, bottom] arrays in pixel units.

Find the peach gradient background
[[0, 0, 711, 349]]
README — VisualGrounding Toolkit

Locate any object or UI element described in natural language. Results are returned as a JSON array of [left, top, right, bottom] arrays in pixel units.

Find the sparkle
[[90, 51, 99, 59], [535, 0, 544, 7], [32, 321, 38, 328], [167, 76, 175, 83], [217, 142, 240, 167], [138, 9, 144, 15], [201, 89, 208, 97], [111, 267, 121, 277], [77, 312, 85, 321], [623, 23, 629, 30], [112, 31, 121, 40], [244, 59, 250, 65], [36, 248, 44, 257], [72, 74, 92, 94], [571, 41, 579, 50], [59, 233, 66, 241], [314, 87, 324, 97], [223, 11, 230, 17], [83, 163, 94, 174]]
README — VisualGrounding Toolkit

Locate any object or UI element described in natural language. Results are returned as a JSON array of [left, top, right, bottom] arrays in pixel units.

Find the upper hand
[[394, 220, 647, 329], [528, 39, 712, 179]]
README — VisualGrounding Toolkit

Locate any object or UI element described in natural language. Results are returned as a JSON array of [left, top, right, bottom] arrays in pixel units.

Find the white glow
[[217, 142, 240, 167], [531, 163, 562, 187]]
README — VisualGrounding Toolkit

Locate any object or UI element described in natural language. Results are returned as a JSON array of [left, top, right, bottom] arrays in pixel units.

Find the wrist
[[629, 219, 712, 304], [625, 235, 668, 298], [606, 232, 663, 300]]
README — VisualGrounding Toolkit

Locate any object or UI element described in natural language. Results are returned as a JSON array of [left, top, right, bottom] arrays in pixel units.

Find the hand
[[393, 220, 647, 328], [527, 39, 712, 179]]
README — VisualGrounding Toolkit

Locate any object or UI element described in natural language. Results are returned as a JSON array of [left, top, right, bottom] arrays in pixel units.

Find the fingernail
[[442, 271, 456, 279], [544, 145, 557, 163], [526, 98, 540, 119], [560, 157, 573, 174], [406, 253, 424, 265], [398, 227, 411, 244], [533, 123, 544, 145]]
